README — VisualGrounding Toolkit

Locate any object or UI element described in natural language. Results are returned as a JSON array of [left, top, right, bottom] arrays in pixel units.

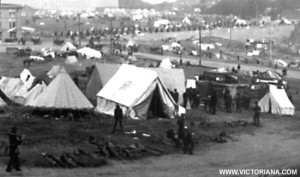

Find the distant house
[[0, 3, 23, 41], [260, 16, 271, 25], [280, 10, 300, 24]]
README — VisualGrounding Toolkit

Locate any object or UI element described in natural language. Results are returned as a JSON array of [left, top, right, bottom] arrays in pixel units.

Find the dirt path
[[1, 115, 299, 177], [135, 52, 300, 80]]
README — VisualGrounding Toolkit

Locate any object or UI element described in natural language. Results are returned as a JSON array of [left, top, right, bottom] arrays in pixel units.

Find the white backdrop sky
[[2, 0, 177, 10]]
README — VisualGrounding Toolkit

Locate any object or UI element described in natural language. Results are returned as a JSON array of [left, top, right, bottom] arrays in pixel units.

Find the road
[[135, 52, 300, 80]]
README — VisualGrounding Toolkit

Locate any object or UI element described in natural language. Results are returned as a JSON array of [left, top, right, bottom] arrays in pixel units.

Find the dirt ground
[[0, 112, 299, 177]]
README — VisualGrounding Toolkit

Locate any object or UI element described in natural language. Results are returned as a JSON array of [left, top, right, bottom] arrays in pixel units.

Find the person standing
[[225, 93, 232, 113], [183, 122, 195, 155], [210, 90, 217, 114], [112, 104, 123, 134], [6, 127, 24, 172], [253, 102, 261, 127], [236, 93, 242, 113], [183, 91, 188, 108], [176, 114, 185, 148], [173, 89, 179, 103]]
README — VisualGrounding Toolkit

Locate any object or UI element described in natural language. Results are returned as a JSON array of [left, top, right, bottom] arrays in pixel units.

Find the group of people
[[183, 87, 200, 109], [204, 88, 249, 115]]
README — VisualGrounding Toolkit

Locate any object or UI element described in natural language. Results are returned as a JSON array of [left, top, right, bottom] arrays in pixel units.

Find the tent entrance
[[148, 85, 167, 119]]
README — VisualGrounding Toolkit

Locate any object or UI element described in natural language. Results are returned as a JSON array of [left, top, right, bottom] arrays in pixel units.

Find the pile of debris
[[210, 130, 228, 143], [224, 120, 250, 128], [41, 136, 164, 168], [41, 150, 107, 168]]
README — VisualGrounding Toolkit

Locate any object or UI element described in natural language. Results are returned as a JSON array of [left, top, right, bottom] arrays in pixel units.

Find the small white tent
[[65, 56, 78, 65], [258, 85, 295, 116], [159, 58, 173, 69], [60, 42, 77, 52], [96, 64, 177, 119], [20, 69, 36, 89], [47, 65, 67, 78], [0, 77, 23, 99]]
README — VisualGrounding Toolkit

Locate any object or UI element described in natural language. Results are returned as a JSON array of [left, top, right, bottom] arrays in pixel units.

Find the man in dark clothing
[[282, 68, 287, 76], [210, 90, 217, 114], [183, 91, 187, 108], [237, 63, 241, 70], [176, 114, 185, 148], [236, 93, 242, 113], [225, 93, 232, 113], [173, 89, 179, 103], [183, 122, 195, 155], [6, 127, 23, 172], [253, 102, 261, 127], [112, 104, 123, 134]]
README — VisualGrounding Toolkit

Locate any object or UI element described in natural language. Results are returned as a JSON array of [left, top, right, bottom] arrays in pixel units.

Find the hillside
[[203, 0, 300, 20]]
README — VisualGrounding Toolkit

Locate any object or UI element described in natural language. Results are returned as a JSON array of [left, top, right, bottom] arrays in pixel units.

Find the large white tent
[[258, 85, 295, 116], [96, 64, 177, 119], [86, 63, 121, 102], [27, 73, 93, 110], [147, 68, 186, 104]]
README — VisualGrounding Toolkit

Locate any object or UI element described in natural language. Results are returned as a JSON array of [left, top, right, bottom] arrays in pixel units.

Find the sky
[[2, 0, 177, 10]]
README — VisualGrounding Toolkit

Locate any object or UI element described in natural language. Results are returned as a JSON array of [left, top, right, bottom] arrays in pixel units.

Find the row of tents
[[0, 63, 186, 119], [0, 63, 294, 118]]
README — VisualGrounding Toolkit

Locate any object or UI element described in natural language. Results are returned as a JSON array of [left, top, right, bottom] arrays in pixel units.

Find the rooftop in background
[[0, 3, 23, 9]]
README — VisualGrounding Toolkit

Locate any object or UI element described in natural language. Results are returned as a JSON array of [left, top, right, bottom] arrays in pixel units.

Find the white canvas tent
[[0, 77, 23, 99], [147, 68, 186, 104], [0, 97, 6, 107], [20, 69, 36, 89], [60, 42, 77, 52], [126, 39, 137, 48], [77, 47, 102, 59], [27, 73, 93, 109], [23, 83, 46, 105], [96, 64, 177, 119], [65, 56, 78, 65], [86, 63, 121, 101], [258, 85, 295, 116], [47, 65, 67, 78], [159, 58, 173, 69], [15, 82, 46, 105]]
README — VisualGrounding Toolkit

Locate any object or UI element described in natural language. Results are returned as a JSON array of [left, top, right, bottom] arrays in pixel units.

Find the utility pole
[[229, 20, 233, 48], [269, 29, 273, 61], [198, 0, 201, 66], [77, 13, 81, 48], [110, 18, 113, 55], [64, 16, 67, 37], [199, 23, 202, 66], [0, 0, 2, 40]]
